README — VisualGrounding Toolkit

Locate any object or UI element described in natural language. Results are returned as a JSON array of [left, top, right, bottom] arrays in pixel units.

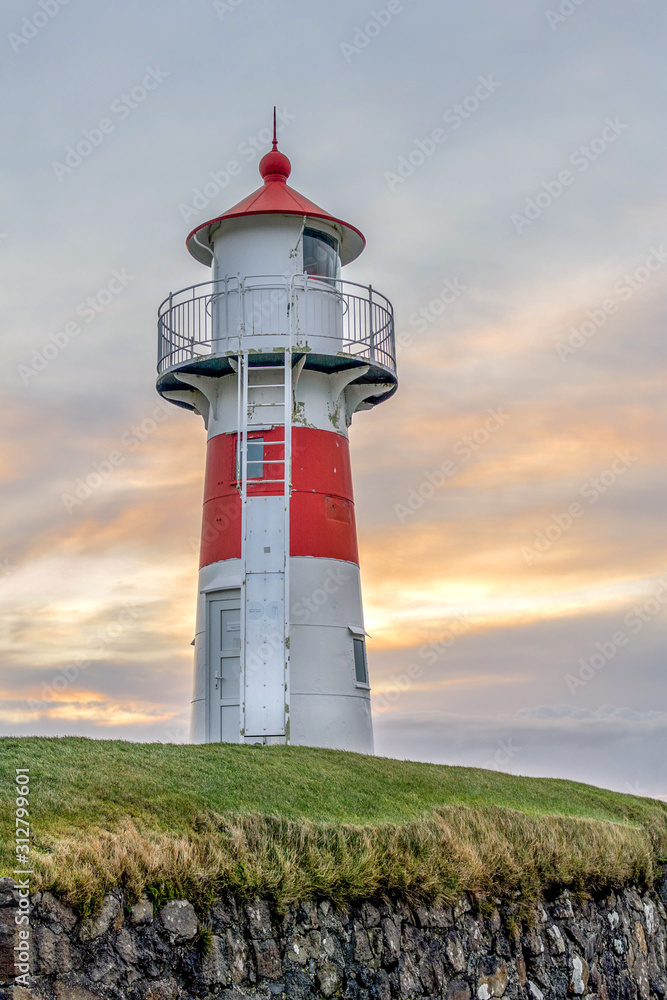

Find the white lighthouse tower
[[156, 114, 397, 752]]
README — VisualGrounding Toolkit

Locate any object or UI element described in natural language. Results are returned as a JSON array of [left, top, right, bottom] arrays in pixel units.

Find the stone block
[[54, 984, 100, 1000], [202, 933, 229, 985], [296, 901, 319, 929], [447, 979, 472, 1000], [0, 881, 18, 908], [361, 902, 381, 928], [253, 937, 282, 980], [138, 977, 181, 999], [129, 899, 154, 926], [570, 955, 590, 996], [381, 917, 401, 963], [0, 908, 20, 981], [371, 967, 391, 1000], [446, 931, 467, 974], [159, 900, 198, 940], [35, 925, 57, 975], [515, 955, 527, 986], [353, 921, 373, 963], [546, 925, 566, 955], [245, 899, 274, 940], [79, 894, 121, 941], [226, 927, 250, 983], [317, 960, 344, 998], [39, 892, 78, 933], [211, 894, 239, 930], [398, 952, 421, 996], [116, 926, 140, 964], [476, 960, 508, 998]]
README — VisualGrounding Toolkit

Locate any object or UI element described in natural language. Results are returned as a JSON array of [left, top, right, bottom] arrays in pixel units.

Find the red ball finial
[[259, 106, 291, 182]]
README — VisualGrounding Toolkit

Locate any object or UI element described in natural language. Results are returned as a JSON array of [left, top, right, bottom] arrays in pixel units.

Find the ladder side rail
[[238, 275, 249, 741], [283, 277, 295, 743]]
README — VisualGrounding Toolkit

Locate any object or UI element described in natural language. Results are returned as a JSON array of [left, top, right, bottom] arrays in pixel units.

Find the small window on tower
[[246, 438, 264, 479], [353, 636, 368, 685], [303, 227, 340, 282]]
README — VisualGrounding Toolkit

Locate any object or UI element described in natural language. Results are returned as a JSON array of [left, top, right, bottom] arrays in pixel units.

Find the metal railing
[[157, 274, 396, 376]]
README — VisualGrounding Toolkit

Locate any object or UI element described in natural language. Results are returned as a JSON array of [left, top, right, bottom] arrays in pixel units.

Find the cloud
[[373, 707, 667, 799], [517, 704, 667, 724]]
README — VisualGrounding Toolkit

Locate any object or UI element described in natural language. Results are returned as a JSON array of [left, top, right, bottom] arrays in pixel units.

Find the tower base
[[189, 556, 373, 754]]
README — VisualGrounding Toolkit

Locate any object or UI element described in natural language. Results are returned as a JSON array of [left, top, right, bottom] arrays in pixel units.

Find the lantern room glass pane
[[303, 227, 340, 281]]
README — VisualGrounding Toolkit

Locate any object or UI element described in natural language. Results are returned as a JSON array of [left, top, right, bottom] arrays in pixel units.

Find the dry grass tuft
[[33, 805, 664, 915]]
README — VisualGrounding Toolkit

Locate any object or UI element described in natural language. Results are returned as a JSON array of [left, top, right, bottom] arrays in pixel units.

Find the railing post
[[239, 274, 245, 349], [166, 292, 173, 369], [190, 286, 196, 361], [223, 274, 228, 348], [368, 284, 375, 362]]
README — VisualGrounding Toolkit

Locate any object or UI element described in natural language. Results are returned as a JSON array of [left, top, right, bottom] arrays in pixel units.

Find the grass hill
[[1, 737, 666, 915]]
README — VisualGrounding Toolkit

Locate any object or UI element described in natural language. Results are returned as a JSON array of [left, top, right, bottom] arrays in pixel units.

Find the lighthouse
[[156, 114, 397, 752]]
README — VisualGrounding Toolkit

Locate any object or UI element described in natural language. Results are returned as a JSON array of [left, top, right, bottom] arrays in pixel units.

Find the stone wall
[[1, 871, 666, 1000]]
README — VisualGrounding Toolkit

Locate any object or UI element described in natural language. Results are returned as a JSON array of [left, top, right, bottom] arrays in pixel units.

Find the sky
[[1, 0, 666, 799]]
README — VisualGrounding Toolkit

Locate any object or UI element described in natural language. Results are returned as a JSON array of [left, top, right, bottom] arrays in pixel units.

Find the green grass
[[1, 737, 666, 914]]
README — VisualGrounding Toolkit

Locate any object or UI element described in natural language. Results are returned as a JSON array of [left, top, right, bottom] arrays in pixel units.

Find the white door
[[208, 591, 241, 742]]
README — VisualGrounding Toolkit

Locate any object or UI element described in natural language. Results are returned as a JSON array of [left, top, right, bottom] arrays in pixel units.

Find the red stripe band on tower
[[199, 427, 359, 567]]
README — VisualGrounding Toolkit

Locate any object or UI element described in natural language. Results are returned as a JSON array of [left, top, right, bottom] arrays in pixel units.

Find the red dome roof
[[186, 132, 365, 266]]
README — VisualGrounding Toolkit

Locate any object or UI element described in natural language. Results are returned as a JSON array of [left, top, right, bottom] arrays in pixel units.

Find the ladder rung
[[248, 383, 285, 389], [249, 402, 285, 408], [239, 459, 286, 472]]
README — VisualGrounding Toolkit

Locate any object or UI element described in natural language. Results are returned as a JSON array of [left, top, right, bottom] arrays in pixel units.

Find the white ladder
[[236, 349, 292, 742]]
